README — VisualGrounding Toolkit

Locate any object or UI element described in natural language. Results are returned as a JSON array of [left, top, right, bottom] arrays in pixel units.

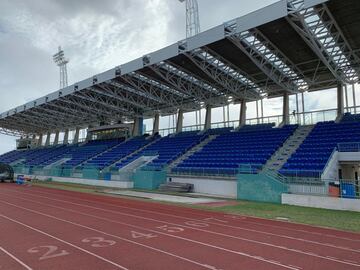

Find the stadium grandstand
[[1, 0, 360, 209]]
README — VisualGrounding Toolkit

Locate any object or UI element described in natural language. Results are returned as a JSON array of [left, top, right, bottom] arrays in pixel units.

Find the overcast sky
[[0, 0, 358, 154]]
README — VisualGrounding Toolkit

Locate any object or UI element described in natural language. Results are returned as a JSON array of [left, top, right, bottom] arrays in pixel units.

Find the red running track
[[0, 184, 359, 270]]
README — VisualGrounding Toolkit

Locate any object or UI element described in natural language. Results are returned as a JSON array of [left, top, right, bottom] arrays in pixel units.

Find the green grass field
[[33, 181, 360, 233]]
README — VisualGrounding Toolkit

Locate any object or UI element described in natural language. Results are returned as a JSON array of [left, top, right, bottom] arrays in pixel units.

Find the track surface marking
[[0, 184, 359, 270]]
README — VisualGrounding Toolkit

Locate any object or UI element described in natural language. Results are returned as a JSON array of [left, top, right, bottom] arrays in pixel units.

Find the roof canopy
[[1, 0, 360, 136]]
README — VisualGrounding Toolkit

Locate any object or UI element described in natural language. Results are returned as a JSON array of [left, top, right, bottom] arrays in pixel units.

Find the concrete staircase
[[168, 135, 218, 169], [118, 155, 158, 172], [75, 139, 127, 169], [107, 136, 162, 170], [263, 125, 314, 172]]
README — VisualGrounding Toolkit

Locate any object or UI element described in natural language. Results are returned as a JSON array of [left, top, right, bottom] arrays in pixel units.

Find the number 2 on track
[[27, 245, 69, 261]]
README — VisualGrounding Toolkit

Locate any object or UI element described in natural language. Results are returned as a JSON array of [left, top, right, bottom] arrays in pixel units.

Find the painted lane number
[[156, 225, 184, 233], [27, 245, 69, 261], [184, 220, 209, 228], [82, 237, 116, 248], [131, 231, 157, 239]]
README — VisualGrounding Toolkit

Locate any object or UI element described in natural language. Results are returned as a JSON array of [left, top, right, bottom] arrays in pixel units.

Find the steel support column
[[54, 131, 60, 145], [45, 132, 51, 146], [176, 109, 184, 133], [296, 94, 300, 124], [204, 105, 212, 130], [353, 84, 357, 114], [63, 129, 69, 144], [336, 82, 344, 122], [302, 92, 305, 125], [73, 127, 80, 144], [153, 113, 160, 135], [344, 85, 349, 112], [256, 100, 259, 124], [132, 117, 143, 136], [239, 100, 247, 127], [38, 134, 43, 147], [260, 98, 264, 123], [281, 92, 290, 126]]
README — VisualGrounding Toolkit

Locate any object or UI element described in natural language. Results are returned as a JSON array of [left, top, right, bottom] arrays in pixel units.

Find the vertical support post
[[45, 132, 51, 146], [336, 82, 344, 122], [73, 127, 80, 144], [199, 109, 202, 129], [301, 92, 305, 125], [204, 104, 212, 130], [38, 134, 43, 147], [63, 129, 69, 144], [227, 105, 230, 127], [344, 84, 349, 112], [352, 84, 357, 114], [132, 119, 139, 137], [54, 131, 60, 145], [176, 109, 184, 133], [296, 93, 300, 124], [260, 98, 264, 123], [222, 106, 226, 127], [138, 117, 144, 136], [239, 100, 247, 127], [132, 117, 143, 137], [85, 126, 93, 142], [195, 110, 198, 129], [153, 113, 160, 135], [256, 100, 259, 124], [281, 92, 290, 126]]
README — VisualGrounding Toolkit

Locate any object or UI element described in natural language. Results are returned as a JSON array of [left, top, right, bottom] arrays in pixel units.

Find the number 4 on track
[[131, 231, 157, 239]]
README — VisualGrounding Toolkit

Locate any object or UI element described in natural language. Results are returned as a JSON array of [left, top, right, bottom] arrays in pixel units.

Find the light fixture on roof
[[53, 46, 69, 89], [178, 0, 200, 38]]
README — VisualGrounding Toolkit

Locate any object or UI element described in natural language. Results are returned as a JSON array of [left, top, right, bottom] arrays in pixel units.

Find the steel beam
[[287, 3, 360, 83]]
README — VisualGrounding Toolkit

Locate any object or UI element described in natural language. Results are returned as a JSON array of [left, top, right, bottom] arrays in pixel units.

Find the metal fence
[[338, 142, 360, 152]]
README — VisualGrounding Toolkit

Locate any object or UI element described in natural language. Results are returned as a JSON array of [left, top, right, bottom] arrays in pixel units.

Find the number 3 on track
[[27, 245, 69, 261], [82, 237, 116, 248]]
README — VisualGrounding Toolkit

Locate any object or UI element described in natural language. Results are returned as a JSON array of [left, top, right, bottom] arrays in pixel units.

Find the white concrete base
[[282, 193, 360, 212], [15, 174, 133, 189], [104, 190, 224, 204], [169, 176, 237, 198]]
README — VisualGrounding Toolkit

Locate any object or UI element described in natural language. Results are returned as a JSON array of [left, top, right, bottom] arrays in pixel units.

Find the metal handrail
[[338, 142, 360, 152]]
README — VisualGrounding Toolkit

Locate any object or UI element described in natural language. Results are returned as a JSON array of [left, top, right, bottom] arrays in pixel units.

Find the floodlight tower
[[53, 46, 69, 89], [179, 0, 201, 38]]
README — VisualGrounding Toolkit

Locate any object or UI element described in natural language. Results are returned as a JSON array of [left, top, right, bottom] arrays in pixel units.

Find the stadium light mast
[[53, 46, 69, 89], [179, 0, 200, 38]]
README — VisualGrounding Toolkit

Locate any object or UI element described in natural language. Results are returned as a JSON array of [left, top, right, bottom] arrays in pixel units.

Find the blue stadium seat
[[280, 119, 360, 177], [173, 124, 297, 175]]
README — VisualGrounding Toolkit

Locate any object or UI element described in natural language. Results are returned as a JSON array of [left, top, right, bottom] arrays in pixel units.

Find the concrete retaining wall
[[15, 174, 133, 189], [169, 176, 237, 198], [282, 193, 360, 212]]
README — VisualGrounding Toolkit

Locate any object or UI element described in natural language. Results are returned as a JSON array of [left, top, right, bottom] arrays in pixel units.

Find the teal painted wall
[[132, 170, 167, 190], [237, 173, 288, 203]]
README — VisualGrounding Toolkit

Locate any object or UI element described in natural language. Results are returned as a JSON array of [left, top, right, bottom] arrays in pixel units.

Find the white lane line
[[2, 194, 360, 269], [15, 187, 360, 249], [5, 189, 360, 262], [0, 246, 33, 270], [0, 215, 129, 270], [28, 186, 360, 243], [0, 201, 299, 270]]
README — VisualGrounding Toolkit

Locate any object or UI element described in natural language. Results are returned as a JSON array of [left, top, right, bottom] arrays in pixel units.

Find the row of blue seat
[[281, 118, 360, 177]]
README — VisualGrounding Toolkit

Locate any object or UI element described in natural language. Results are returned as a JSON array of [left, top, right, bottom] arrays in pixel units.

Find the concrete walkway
[[103, 190, 225, 204]]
